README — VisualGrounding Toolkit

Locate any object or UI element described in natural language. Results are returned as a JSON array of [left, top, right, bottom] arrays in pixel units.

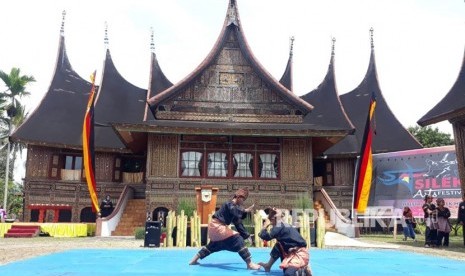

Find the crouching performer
[[189, 188, 261, 270], [258, 207, 312, 276]]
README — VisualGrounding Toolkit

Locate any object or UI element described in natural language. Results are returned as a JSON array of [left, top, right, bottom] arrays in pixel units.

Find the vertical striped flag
[[353, 92, 376, 214], [82, 71, 100, 214]]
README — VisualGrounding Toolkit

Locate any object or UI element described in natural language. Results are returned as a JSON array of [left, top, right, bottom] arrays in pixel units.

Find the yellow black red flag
[[82, 71, 100, 214], [353, 92, 376, 214]]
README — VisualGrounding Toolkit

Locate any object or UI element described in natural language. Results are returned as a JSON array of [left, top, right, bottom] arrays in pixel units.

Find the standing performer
[[189, 188, 260, 270], [258, 207, 312, 276]]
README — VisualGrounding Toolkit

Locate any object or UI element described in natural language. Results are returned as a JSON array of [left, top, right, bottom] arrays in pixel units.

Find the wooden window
[[207, 151, 229, 178], [61, 155, 83, 181], [258, 153, 279, 179], [49, 154, 61, 179], [179, 135, 280, 180], [113, 157, 122, 182], [180, 151, 203, 177], [232, 152, 254, 178]]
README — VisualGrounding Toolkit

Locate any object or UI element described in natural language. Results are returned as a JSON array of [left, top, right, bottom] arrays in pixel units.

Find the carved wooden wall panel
[[332, 158, 355, 186], [157, 31, 303, 122], [281, 138, 312, 181], [147, 134, 179, 178], [26, 146, 54, 178], [95, 153, 116, 182]]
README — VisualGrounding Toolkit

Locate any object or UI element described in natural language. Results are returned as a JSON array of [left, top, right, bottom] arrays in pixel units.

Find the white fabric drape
[[233, 153, 253, 177], [181, 151, 202, 176], [208, 152, 227, 177], [260, 153, 277, 178]]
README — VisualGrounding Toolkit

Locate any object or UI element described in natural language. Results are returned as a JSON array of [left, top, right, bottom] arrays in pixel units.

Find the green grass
[[360, 232, 465, 254]]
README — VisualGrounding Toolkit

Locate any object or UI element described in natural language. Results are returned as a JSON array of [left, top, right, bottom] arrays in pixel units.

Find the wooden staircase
[[4, 225, 40, 238], [314, 200, 336, 232], [112, 199, 146, 236]]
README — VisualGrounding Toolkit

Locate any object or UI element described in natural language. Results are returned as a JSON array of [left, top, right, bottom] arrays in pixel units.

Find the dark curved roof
[[147, 0, 313, 114], [94, 49, 148, 150], [300, 49, 354, 132], [325, 44, 422, 157], [279, 51, 293, 91], [145, 51, 173, 121], [418, 46, 465, 126], [299, 48, 355, 156], [11, 32, 94, 149]]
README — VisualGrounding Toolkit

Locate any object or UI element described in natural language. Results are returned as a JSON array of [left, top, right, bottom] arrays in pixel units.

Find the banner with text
[[367, 145, 462, 217]]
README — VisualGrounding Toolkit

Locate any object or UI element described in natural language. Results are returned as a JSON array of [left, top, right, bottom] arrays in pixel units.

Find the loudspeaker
[[144, 221, 161, 247]]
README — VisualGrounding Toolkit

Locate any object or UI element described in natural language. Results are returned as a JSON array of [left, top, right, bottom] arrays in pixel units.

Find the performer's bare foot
[[258, 262, 271, 272], [189, 254, 200, 265], [247, 262, 261, 270], [304, 265, 313, 276]]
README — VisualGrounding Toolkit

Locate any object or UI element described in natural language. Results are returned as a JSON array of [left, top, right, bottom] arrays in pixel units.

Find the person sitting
[[100, 195, 114, 217], [258, 207, 312, 276]]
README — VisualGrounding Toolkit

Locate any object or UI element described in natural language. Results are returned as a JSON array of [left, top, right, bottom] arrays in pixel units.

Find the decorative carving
[[147, 134, 178, 177], [219, 72, 244, 86], [55, 185, 76, 191]]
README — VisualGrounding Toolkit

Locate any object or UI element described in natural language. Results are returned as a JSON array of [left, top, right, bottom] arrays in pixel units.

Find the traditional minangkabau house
[[10, 0, 357, 230], [418, 45, 465, 194], [303, 30, 422, 210], [116, 0, 354, 215]]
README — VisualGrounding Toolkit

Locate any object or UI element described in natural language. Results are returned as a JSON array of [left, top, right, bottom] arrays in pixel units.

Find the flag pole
[[352, 92, 377, 236], [82, 70, 101, 216]]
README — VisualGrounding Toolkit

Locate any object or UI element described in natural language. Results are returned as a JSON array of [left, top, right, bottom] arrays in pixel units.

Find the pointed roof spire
[[279, 36, 295, 91], [60, 10, 66, 35], [331, 37, 336, 57], [289, 36, 295, 59], [150, 27, 155, 53], [300, 40, 355, 156], [227, 0, 239, 26], [104, 21, 109, 49], [370, 27, 374, 49], [325, 27, 422, 156]]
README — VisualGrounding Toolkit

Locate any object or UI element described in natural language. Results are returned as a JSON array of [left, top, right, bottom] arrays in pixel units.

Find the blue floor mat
[[0, 248, 464, 275]]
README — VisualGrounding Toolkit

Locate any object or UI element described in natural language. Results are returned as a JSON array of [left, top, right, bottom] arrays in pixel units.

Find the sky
[[1, 0, 465, 181]]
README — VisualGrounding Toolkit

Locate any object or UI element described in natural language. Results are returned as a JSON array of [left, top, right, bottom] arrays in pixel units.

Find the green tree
[[0, 67, 35, 216], [0, 68, 35, 116], [408, 125, 454, 148]]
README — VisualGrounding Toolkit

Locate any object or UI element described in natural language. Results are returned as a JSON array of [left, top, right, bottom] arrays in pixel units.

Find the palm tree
[[0, 68, 35, 118], [0, 67, 35, 212]]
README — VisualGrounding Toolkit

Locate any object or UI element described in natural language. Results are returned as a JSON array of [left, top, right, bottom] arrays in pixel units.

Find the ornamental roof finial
[[104, 22, 109, 47], [331, 37, 336, 56], [289, 36, 295, 58], [370, 27, 374, 49], [150, 27, 155, 53], [60, 10, 66, 35]]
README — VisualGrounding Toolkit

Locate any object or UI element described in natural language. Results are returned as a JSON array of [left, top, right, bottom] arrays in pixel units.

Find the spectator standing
[[100, 195, 114, 217], [422, 195, 437, 247], [0, 205, 6, 222], [401, 206, 416, 241], [458, 194, 465, 246], [436, 198, 451, 247]]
